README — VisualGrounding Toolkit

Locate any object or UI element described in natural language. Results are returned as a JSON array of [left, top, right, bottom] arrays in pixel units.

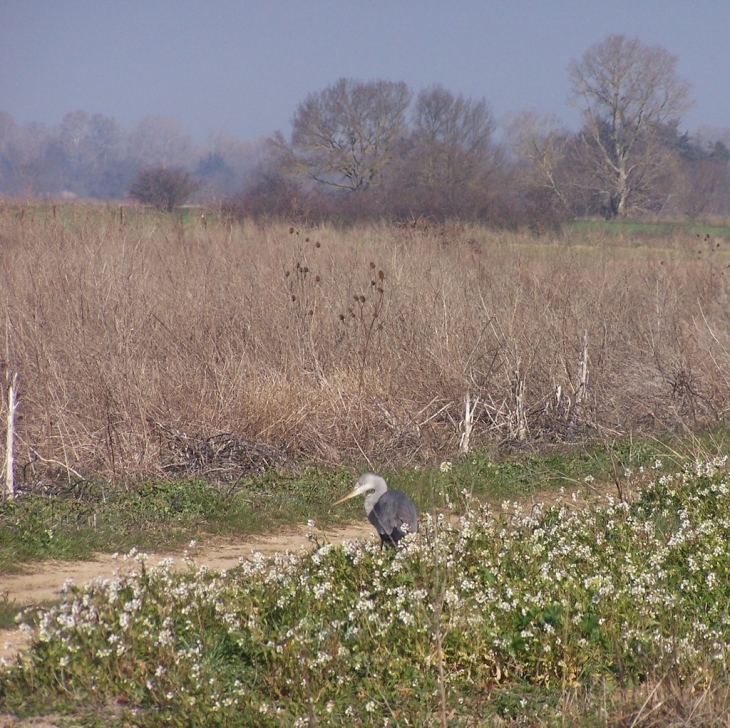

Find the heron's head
[[332, 473, 384, 506]]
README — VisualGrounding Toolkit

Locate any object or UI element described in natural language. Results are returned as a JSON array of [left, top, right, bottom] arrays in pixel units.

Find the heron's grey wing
[[369, 491, 417, 539], [392, 491, 418, 535], [367, 497, 396, 537]]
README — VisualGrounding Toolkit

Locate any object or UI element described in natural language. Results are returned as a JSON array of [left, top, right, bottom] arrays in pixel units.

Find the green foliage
[[0, 594, 23, 630], [3, 459, 730, 724], [569, 218, 730, 239]]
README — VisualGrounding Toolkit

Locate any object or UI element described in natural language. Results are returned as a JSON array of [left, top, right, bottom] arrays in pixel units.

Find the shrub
[[128, 166, 199, 212]]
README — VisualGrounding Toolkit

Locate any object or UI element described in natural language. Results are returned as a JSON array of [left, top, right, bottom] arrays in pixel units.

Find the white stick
[[4, 372, 17, 501], [459, 393, 480, 453]]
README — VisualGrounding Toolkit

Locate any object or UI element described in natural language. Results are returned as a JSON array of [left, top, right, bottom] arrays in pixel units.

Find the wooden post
[[4, 372, 17, 501], [459, 393, 480, 454]]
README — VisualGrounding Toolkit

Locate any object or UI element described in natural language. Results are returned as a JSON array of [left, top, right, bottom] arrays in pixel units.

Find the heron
[[333, 472, 417, 547]]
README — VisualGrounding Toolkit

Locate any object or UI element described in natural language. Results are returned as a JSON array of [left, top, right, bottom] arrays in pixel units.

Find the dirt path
[[0, 523, 374, 668]]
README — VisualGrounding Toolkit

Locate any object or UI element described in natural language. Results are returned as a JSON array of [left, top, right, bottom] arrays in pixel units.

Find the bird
[[333, 472, 417, 548]]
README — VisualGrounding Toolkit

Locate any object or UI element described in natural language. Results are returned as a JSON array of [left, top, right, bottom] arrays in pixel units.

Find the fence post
[[4, 372, 17, 501]]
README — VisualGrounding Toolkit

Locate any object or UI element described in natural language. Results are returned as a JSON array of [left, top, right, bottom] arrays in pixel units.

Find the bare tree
[[385, 86, 498, 219], [507, 110, 573, 212], [568, 35, 692, 217], [284, 78, 412, 191], [128, 166, 199, 212], [411, 85, 495, 189], [127, 115, 196, 169]]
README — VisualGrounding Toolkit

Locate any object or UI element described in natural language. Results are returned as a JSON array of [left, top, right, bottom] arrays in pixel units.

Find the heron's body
[[334, 473, 417, 547]]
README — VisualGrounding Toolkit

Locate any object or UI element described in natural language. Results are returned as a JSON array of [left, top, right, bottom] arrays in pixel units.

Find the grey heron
[[333, 473, 417, 547]]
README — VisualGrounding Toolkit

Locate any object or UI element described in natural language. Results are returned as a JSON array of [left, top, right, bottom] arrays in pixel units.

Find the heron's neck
[[363, 481, 387, 516]]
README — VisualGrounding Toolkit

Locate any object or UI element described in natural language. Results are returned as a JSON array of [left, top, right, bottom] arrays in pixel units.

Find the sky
[[1, 0, 729, 145]]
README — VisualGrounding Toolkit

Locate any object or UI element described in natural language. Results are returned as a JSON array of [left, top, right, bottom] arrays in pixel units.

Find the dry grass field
[[1, 204, 730, 483]]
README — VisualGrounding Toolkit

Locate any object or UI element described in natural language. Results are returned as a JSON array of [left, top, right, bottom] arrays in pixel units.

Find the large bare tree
[[284, 78, 412, 191], [568, 35, 692, 217], [411, 85, 496, 191]]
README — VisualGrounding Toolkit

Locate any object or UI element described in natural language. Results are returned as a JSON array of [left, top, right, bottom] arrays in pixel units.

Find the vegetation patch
[[1, 432, 698, 577], [2, 459, 730, 724]]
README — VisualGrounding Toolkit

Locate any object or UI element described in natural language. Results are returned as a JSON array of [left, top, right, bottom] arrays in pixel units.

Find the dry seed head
[[339, 314, 345, 321], [378, 270, 385, 280], [377, 286, 384, 294], [315, 275, 320, 282], [353, 295, 359, 301], [359, 295, 366, 303], [315, 241, 321, 248], [305, 237, 310, 242], [369, 261, 376, 269], [308, 309, 313, 316], [289, 227, 295, 234], [291, 295, 296, 301], [303, 266, 309, 273], [285, 271, 290, 277]]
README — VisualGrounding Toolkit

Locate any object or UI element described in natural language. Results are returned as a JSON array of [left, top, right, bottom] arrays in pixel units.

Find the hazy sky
[[1, 1, 728, 144]]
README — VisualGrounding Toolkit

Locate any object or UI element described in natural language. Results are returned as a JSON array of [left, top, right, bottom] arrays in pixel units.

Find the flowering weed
[[3, 460, 730, 724]]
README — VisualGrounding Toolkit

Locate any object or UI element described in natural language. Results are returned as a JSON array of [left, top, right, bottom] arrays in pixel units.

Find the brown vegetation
[[1, 206, 730, 483], [128, 165, 199, 212]]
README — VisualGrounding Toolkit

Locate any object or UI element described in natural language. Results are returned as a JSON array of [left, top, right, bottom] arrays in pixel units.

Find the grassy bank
[[3, 429, 716, 577]]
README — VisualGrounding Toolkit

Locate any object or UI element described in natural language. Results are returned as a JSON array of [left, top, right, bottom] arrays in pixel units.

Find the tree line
[[1, 35, 728, 223], [0, 111, 261, 201]]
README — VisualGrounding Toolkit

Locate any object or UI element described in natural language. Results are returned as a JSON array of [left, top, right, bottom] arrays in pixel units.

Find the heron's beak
[[332, 487, 361, 506]]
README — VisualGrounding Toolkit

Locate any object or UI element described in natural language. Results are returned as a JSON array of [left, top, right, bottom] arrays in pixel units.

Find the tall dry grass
[[1, 205, 730, 482]]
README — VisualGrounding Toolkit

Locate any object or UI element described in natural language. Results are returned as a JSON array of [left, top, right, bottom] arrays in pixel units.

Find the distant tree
[[507, 110, 574, 212], [54, 110, 125, 197], [127, 116, 196, 169], [411, 86, 495, 187], [196, 151, 236, 196], [128, 166, 199, 211], [85, 113, 125, 197], [568, 34, 692, 217], [387, 86, 498, 218], [668, 134, 730, 216], [0, 119, 49, 196], [282, 78, 412, 191]]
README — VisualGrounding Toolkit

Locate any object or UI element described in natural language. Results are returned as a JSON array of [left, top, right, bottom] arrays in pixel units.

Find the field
[[2, 206, 730, 481], [2, 207, 730, 725]]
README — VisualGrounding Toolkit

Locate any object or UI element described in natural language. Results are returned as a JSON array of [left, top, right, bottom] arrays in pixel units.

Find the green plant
[[4, 458, 730, 724]]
